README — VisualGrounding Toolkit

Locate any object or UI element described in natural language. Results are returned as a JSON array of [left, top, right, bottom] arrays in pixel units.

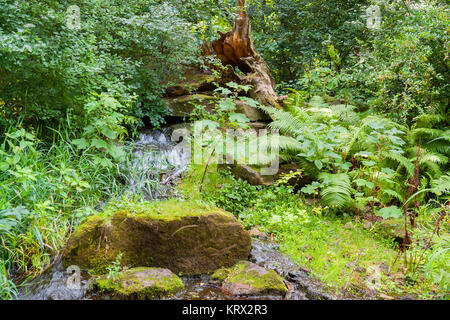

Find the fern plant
[[256, 93, 448, 213], [405, 112, 450, 188]]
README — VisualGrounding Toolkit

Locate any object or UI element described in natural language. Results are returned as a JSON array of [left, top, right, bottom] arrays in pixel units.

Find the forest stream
[[17, 125, 336, 301]]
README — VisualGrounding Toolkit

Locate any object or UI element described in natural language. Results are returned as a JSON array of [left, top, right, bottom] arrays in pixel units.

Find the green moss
[[94, 267, 184, 299], [223, 261, 288, 295], [165, 94, 217, 116], [102, 199, 231, 221], [211, 267, 231, 281]]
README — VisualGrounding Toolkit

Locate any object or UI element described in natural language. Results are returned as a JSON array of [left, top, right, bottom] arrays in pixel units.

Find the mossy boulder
[[164, 94, 217, 117], [94, 267, 183, 299], [165, 69, 217, 97], [372, 219, 405, 243], [219, 261, 288, 296], [63, 200, 251, 275]]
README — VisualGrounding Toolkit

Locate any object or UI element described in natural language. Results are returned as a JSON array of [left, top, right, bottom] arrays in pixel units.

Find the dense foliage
[[248, 0, 449, 122], [0, 0, 199, 130], [0, 0, 448, 300]]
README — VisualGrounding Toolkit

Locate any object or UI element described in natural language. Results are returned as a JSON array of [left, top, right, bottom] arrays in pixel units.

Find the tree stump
[[201, 0, 283, 109]]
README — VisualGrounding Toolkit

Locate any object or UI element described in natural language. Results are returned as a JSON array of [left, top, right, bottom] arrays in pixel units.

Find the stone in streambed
[[217, 261, 288, 296], [94, 267, 183, 299], [62, 200, 251, 275]]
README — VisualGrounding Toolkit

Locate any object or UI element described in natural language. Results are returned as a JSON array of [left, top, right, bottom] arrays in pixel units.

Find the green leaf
[[239, 97, 260, 108], [72, 138, 89, 150], [101, 126, 118, 140], [354, 179, 374, 189], [229, 113, 250, 124], [362, 160, 376, 167], [0, 162, 9, 171], [91, 139, 109, 150], [377, 206, 403, 219], [314, 160, 323, 170], [217, 98, 236, 112]]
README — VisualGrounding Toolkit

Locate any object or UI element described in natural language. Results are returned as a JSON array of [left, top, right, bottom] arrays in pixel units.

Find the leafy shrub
[[205, 176, 261, 215], [0, 0, 199, 131], [292, 1, 450, 123]]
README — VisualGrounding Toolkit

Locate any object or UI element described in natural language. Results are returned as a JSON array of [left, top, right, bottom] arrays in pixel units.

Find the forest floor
[[178, 165, 448, 300]]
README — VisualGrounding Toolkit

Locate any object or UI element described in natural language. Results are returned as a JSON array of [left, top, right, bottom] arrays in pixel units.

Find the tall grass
[[0, 259, 17, 300], [0, 123, 131, 296]]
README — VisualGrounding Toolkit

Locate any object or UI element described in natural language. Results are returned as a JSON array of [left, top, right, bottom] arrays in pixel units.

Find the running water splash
[[123, 125, 191, 200]]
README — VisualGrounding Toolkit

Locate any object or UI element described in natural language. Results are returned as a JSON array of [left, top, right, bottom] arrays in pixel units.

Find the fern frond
[[329, 104, 360, 125], [297, 157, 320, 178], [420, 152, 449, 165], [431, 175, 450, 196], [420, 160, 443, 177], [413, 114, 444, 128], [318, 173, 352, 209], [309, 96, 327, 108], [411, 128, 450, 140], [382, 151, 415, 178], [381, 189, 404, 202]]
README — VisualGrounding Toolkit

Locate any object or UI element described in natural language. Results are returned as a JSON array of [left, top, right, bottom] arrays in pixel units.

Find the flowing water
[[17, 125, 336, 300], [123, 124, 191, 200]]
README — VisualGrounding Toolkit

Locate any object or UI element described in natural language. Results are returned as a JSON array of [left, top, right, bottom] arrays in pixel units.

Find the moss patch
[[94, 267, 184, 299], [221, 261, 288, 296], [211, 267, 231, 281]]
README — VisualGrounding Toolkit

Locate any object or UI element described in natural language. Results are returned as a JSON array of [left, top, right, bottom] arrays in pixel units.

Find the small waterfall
[[123, 125, 191, 200]]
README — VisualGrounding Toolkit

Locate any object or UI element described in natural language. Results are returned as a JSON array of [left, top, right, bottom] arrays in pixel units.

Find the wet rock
[[63, 200, 251, 275], [18, 262, 91, 300], [227, 164, 275, 186], [211, 267, 231, 282], [248, 227, 268, 240], [247, 122, 269, 130], [94, 267, 184, 299], [288, 270, 335, 300], [220, 261, 288, 296], [249, 240, 298, 277]]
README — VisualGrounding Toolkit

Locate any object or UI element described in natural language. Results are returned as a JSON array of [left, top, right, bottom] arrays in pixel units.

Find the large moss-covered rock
[[165, 70, 217, 97], [219, 261, 288, 296], [164, 94, 217, 117], [94, 267, 183, 299], [63, 200, 251, 275]]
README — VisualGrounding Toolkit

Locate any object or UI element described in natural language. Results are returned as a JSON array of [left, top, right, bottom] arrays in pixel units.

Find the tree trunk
[[201, 0, 283, 109]]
